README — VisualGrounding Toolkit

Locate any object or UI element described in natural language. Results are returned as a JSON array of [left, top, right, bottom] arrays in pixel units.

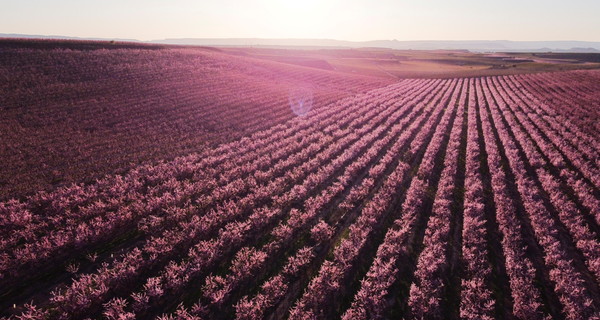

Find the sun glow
[[261, 0, 340, 38], [3, 0, 599, 42], [278, 0, 322, 12]]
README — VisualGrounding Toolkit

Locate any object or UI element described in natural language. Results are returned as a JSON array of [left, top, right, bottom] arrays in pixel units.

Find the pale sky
[[2, 0, 599, 41]]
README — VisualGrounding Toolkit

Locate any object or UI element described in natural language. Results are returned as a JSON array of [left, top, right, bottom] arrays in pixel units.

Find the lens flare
[[289, 87, 314, 117]]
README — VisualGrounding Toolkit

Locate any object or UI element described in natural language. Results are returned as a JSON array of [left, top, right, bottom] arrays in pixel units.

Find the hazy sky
[[2, 0, 599, 41]]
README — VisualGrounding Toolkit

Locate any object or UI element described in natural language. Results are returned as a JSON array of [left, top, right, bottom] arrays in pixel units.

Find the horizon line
[[2, 33, 600, 43]]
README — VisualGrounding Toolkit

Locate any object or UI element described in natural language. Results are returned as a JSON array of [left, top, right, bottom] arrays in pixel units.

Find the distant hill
[[151, 38, 600, 52], [1, 33, 599, 52], [0, 33, 139, 42]]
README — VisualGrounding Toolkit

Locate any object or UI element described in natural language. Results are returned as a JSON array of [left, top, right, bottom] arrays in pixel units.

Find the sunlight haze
[[2, 0, 599, 41]]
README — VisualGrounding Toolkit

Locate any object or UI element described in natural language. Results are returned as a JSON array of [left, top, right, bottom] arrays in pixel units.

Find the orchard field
[[0, 39, 392, 200], [1, 40, 599, 319]]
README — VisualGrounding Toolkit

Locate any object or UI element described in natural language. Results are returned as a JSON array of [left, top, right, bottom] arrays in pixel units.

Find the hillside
[[0, 39, 392, 200]]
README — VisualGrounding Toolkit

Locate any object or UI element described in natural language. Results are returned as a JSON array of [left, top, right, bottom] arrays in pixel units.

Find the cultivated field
[[225, 47, 600, 79], [1, 41, 599, 320], [0, 40, 392, 200]]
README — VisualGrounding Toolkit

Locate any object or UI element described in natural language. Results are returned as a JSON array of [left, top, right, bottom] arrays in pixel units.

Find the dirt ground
[[221, 47, 600, 79]]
